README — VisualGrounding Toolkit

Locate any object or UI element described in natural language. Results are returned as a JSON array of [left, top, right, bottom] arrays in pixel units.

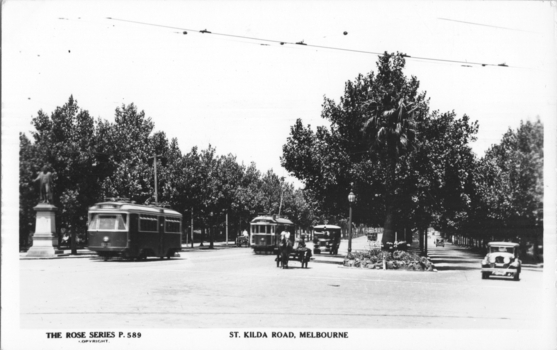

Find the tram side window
[[165, 218, 181, 233], [139, 215, 158, 232]]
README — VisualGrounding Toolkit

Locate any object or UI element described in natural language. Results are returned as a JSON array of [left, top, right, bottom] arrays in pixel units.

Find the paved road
[[20, 236, 543, 329]]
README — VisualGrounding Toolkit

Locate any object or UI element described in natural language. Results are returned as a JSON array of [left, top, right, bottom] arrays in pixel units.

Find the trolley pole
[[278, 177, 285, 217]]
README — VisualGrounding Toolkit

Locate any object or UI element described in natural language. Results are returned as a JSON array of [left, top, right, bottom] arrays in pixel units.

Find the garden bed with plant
[[343, 249, 437, 271]]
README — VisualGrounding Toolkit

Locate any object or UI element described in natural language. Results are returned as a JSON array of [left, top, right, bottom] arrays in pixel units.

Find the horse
[[277, 235, 292, 269]]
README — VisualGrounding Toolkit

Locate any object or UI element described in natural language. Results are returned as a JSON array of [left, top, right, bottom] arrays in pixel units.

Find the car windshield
[[489, 246, 515, 254], [315, 230, 339, 239]]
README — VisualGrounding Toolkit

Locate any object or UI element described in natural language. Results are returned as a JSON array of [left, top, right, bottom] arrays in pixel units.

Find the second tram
[[250, 215, 295, 254]]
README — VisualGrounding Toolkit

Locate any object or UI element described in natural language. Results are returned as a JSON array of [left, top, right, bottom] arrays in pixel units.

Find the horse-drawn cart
[[275, 247, 311, 268], [235, 235, 250, 247]]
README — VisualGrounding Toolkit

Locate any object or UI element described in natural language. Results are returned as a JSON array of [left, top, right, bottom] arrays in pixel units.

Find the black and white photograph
[[2, 1, 556, 349]]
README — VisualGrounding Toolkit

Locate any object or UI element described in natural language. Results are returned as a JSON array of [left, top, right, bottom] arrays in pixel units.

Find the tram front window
[[89, 214, 127, 231], [252, 225, 274, 234]]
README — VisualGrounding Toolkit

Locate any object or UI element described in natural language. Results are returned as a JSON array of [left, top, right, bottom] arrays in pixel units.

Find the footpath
[[19, 241, 237, 260], [19, 236, 543, 271]]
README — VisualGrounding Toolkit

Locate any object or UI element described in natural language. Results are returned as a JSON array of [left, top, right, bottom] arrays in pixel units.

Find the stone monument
[[25, 204, 62, 257], [26, 166, 62, 258]]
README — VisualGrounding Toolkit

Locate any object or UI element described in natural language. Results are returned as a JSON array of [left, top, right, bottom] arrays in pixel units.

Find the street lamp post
[[225, 210, 228, 246], [209, 211, 214, 249], [347, 183, 356, 256], [148, 154, 167, 204], [190, 207, 194, 248]]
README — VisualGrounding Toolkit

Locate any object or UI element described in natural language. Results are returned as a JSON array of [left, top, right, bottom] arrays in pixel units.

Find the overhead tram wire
[[106, 17, 510, 68]]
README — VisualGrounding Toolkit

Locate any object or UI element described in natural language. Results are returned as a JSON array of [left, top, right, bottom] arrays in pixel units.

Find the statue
[[32, 166, 56, 204]]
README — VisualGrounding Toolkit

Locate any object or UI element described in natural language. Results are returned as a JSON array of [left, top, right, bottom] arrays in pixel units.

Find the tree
[[19, 133, 39, 248], [283, 52, 430, 247], [100, 103, 156, 202], [405, 111, 479, 250], [26, 96, 101, 242], [471, 119, 543, 256], [360, 53, 427, 246]]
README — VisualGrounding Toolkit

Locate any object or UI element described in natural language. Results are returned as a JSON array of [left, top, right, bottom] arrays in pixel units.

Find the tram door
[[128, 213, 138, 254], [158, 215, 165, 256]]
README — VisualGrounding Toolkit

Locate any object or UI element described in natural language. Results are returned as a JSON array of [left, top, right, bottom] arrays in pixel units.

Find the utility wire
[[437, 18, 537, 34], [106, 17, 510, 68]]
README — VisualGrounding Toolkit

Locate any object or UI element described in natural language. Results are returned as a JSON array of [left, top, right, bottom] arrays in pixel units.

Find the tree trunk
[[209, 224, 214, 249], [533, 232, 539, 261], [423, 229, 428, 256], [419, 227, 424, 252], [381, 154, 396, 248]]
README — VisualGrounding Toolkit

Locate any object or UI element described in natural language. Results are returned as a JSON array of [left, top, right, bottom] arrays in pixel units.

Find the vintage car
[[435, 238, 445, 247], [481, 242, 521, 281], [312, 225, 341, 255]]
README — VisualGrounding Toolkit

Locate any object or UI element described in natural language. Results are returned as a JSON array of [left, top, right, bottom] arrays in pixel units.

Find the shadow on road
[[434, 266, 479, 271], [89, 257, 185, 263]]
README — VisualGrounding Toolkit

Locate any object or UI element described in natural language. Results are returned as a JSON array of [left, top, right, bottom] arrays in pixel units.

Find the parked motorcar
[[312, 225, 341, 255], [435, 238, 444, 247], [481, 242, 521, 281]]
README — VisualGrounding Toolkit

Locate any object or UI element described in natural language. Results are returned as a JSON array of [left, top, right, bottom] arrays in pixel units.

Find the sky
[[2, 2, 556, 349], [3, 1, 556, 189]]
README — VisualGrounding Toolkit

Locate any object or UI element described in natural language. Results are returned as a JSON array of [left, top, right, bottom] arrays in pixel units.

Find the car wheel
[[514, 273, 520, 281], [481, 273, 488, 279]]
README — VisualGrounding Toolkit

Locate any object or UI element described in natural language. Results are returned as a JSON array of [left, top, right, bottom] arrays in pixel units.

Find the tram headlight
[[103, 236, 110, 242]]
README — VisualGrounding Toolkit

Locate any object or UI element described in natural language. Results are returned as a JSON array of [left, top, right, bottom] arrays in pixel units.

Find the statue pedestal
[[26, 204, 62, 258]]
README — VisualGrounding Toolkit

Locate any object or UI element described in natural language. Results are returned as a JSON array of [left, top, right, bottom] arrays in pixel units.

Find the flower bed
[[343, 249, 437, 271]]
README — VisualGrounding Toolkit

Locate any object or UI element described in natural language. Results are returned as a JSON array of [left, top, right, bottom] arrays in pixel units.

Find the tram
[[250, 215, 295, 254], [87, 198, 182, 261]]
